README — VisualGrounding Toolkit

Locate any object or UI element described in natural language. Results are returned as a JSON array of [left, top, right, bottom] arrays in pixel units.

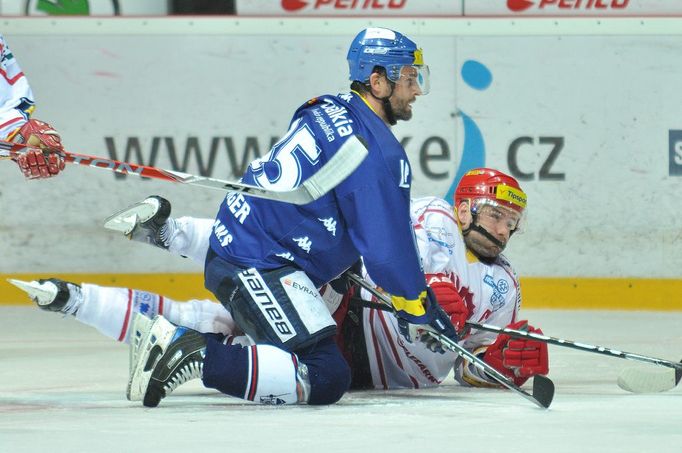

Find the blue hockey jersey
[[209, 91, 426, 301]]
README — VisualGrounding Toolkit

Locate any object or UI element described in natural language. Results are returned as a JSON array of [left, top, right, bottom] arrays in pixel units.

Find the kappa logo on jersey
[[483, 274, 509, 311], [276, 252, 295, 261], [399, 159, 410, 188], [293, 236, 312, 253], [238, 268, 297, 341], [318, 217, 337, 236], [507, 0, 630, 12]]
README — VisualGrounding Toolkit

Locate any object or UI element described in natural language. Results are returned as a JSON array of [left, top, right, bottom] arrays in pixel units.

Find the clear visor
[[388, 65, 430, 95], [471, 199, 526, 234]]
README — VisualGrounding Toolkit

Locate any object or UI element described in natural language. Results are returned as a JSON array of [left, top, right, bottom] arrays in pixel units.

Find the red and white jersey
[[361, 196, 521, 389], [0, 35, 34, 139]]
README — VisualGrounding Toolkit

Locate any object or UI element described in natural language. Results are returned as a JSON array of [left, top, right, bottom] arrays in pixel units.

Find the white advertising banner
[[235, 0, 463, 16], [1, 19, 680, 280], [467, 0, 682, 16], [0, 0, 168, 15]]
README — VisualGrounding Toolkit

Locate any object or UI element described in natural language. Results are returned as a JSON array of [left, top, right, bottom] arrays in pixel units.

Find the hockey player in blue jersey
[[124, 27, 460, 408]]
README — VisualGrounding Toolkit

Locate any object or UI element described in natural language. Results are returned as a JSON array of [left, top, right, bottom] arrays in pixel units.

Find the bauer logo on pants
[[238, 268, 297, 342], [670, 130, 682, 176]]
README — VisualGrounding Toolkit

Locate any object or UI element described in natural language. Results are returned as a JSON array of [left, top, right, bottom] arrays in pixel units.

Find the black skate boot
[[103, 195, 172, 250], [8, 278, 82, 315], [127, 315, 206, 408]]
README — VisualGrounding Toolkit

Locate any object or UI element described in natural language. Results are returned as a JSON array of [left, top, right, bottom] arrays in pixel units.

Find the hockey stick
[[0, 137, 368, 205], [467, 321, 682, 393], [349, 291, 682, 393], [345, 271, 554, 409]]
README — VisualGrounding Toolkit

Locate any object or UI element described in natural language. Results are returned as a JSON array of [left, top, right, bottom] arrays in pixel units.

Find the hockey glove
[[395, 287, 459, 354], [426, 273, 470, 337], [483, 320, 549, 386], [10, 119, 65, 179]]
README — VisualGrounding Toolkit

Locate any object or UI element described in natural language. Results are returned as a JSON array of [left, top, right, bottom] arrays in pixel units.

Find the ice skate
[[128, 313, 154, 378], [103, 195, 171, 250], [127, 314, 206, 407], [8, 278, 82, 315]]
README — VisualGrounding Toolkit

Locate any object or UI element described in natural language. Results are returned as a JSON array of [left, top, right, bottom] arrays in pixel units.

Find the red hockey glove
[[483, 320, 549, 386], [11, 119, 65, 179], [426, 273, 470, 336]]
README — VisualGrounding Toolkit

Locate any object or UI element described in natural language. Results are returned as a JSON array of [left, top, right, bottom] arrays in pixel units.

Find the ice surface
[[1, 307, 681, 453]]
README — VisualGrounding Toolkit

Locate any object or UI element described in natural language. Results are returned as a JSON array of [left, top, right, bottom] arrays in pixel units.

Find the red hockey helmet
[[455, 168, 526, 212], [454, 168, 527, 232]]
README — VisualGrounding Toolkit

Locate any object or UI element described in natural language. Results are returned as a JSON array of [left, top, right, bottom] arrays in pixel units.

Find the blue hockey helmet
[[347, 27, 430, 95]]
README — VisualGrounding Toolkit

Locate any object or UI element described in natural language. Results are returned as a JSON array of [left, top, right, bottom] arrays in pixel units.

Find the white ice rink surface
[[1, 306, 681, 453]]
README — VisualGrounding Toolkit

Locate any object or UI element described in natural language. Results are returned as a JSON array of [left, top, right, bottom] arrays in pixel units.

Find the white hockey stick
[[345, 271, 554, 409], [352, 292, 681, 394], [0, 137, 368, 205], [468, 321, 682, 393], [617, 361, 682, 393]]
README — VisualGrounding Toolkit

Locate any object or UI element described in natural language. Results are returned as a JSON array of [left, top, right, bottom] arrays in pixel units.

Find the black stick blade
[[532, 375, 555, 409]]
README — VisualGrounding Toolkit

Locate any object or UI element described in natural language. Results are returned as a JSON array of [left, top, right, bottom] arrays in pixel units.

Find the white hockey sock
[[166, 216, 213, 264], [242, 344, 306, 405], [203, 341, 306, 405], [75, 284, 237, 343], [163, 298, 237, 335], [76, 284, 166, 343]]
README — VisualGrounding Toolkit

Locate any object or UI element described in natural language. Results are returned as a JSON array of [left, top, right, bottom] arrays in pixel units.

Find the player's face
[[465, 204, 521, 258], [389, 66, 423, 121]]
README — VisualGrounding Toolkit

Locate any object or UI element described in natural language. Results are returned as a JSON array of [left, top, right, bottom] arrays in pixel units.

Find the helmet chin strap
[[461, 216, 507, 263]]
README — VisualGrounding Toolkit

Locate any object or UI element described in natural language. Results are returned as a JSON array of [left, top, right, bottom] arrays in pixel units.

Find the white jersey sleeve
[[410, 196, 460, 275], [358, 197, 523, 389], [0, 35, 34, 139]]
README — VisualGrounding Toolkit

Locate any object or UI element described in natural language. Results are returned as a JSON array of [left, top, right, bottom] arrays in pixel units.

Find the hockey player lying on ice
[[13, 168, 549, 405]]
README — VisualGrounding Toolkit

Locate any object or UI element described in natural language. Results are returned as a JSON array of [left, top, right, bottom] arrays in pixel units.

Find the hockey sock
[[76, 284, 166, 342], [202, 338, 303, 405]]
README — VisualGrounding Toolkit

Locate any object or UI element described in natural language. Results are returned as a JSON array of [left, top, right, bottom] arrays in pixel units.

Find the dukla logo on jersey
[[483, 275, 509, 311], [507, 0, 631, 13]]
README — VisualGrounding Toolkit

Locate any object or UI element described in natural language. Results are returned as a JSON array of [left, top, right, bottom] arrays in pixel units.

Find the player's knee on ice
[[299, 337, 351, 405]]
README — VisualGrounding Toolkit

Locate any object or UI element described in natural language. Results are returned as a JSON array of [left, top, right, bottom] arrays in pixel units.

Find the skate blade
[[127, 315, 176, 403], [103, 198, 159, 235], [128, 314, 154, 375], [7, 278, 57, 306], [103, 213, 139, 235]]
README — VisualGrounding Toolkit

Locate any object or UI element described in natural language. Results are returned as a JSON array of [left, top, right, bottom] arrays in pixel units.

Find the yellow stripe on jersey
[[391, 291, 427, 317]]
